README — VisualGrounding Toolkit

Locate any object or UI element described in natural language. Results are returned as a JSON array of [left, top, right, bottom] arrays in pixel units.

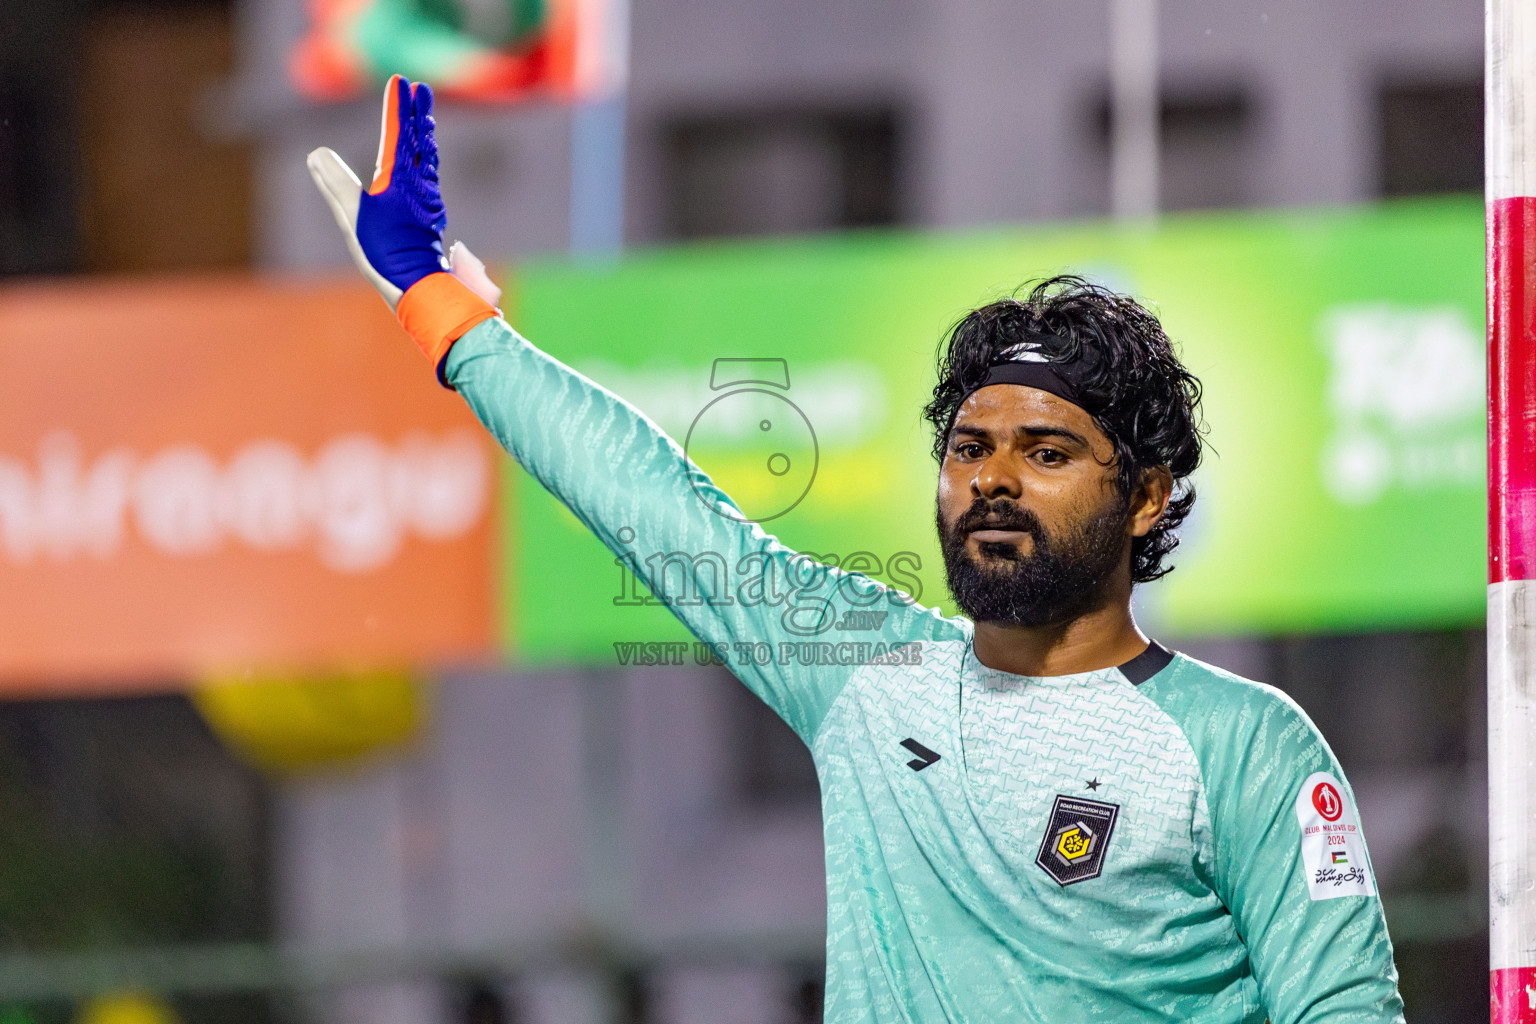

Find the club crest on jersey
[[1035, 793, 1120, 886]]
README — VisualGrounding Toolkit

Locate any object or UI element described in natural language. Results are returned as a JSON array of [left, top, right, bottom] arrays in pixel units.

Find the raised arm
[[308, 75, 955, 741]]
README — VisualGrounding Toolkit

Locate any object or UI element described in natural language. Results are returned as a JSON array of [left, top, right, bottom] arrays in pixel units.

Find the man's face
[[935, 384, 1132, 627]]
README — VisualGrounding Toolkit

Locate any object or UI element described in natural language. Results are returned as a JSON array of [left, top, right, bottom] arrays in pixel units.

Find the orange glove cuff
[[396, 271, 500, 378]]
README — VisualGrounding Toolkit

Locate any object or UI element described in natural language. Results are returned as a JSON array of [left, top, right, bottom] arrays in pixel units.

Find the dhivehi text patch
[[1294, 770, 1375, 900]]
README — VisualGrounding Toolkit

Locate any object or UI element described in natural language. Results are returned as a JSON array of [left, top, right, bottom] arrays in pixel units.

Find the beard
[[936, 493, 1130, 628]]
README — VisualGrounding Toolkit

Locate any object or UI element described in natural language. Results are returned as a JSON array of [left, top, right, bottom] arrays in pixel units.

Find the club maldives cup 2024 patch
[[1294, 771, 1375, 900]]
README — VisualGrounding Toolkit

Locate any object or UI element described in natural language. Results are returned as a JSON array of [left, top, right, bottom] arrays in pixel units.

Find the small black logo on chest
[[899, 738, 941, 771], [1035, 793, 1120, 886]]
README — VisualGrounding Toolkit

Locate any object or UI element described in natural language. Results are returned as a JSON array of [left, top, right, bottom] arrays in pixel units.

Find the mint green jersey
[[444, 318, 1405, 1023]]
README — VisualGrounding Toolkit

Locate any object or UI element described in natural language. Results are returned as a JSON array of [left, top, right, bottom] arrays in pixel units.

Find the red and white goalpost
[[1489, 1, 1536, 1018]]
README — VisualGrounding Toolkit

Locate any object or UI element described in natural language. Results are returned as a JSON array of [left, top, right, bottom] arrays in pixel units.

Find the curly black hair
[[922, 275, 1205, 584]]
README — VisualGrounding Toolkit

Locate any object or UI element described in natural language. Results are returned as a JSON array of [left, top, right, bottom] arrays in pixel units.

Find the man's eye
[[953, 442, 985, 459], [1035, 448, 1066, 465]]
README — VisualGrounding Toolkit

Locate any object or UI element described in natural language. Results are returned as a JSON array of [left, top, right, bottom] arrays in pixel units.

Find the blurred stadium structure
[[0, 0, 1492, 1023]]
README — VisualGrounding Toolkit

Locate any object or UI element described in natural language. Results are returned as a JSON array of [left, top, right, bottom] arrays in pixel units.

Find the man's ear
[[1128, 466, 1174, 538]]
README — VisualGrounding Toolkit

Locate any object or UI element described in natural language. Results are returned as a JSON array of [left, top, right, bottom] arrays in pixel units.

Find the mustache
[[952, 499, 1044, 537]]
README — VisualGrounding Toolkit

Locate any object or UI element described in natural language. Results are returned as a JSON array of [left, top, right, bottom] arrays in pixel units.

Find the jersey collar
[[1117, 641, 1175, 686]]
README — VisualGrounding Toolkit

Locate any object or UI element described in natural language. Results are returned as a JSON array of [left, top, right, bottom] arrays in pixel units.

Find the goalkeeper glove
[[307, 74, 502, 379]]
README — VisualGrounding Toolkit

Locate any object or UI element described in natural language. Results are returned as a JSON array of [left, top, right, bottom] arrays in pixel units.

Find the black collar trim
[[1118, 641, 1175, 686]]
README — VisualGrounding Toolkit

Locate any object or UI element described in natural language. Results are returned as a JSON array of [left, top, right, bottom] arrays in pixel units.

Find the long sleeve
[[1144, 660, 1405, 1023], [442, 317, 953, 743]]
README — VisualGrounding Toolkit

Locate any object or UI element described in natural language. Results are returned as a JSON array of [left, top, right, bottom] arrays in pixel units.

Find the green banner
[[505, 197, 1484, 662]]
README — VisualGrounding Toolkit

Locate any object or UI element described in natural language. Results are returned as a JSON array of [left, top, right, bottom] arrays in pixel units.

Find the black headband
[[952, 331, 1090, 422], [970, 360, 1084, 409]]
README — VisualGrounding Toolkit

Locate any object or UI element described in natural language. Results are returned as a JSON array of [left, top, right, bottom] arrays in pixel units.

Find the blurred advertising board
[[509, 197, 1484, 662], [0, 277, 494, 689], [290, 0, 627, 102]]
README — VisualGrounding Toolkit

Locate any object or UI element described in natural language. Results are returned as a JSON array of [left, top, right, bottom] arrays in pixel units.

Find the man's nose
[[972, 452, 1023, 500]]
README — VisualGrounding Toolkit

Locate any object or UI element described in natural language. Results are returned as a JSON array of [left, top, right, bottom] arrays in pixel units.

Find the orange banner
[[0, 275, 495, 691]]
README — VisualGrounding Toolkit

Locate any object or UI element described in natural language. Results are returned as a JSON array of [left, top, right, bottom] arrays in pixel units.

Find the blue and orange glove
[[307, 74, 502, 377]]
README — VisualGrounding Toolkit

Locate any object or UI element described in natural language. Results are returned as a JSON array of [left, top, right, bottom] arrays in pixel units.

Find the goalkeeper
[[310, 76, 1405, 1023]]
